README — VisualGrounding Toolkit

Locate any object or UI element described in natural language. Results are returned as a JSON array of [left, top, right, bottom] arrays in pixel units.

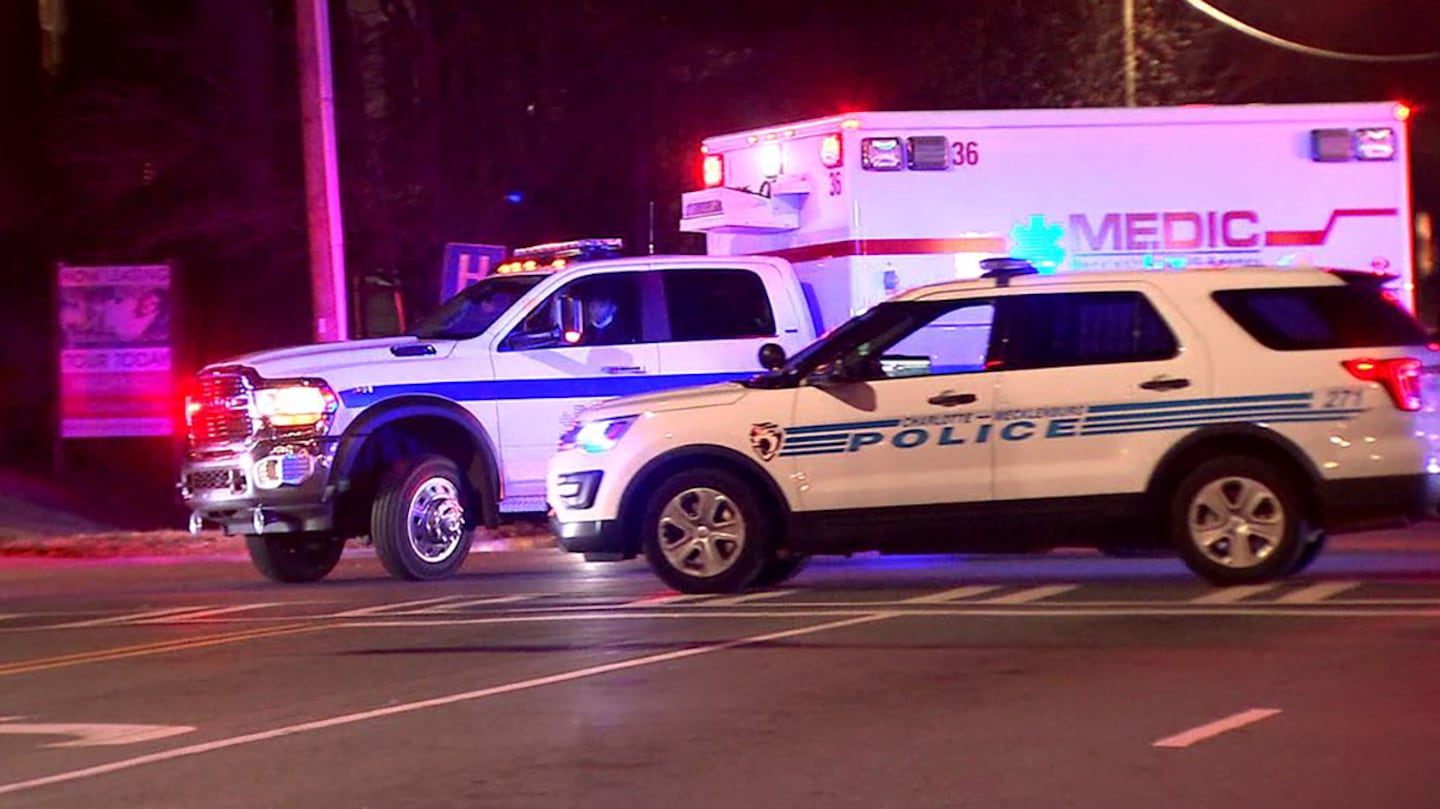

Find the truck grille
[[185, 468, 247, 493], [189, 372, 255, 446]]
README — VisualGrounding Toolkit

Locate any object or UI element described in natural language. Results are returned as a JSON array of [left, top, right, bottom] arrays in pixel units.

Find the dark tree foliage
[[1, 0, 1437, 469]]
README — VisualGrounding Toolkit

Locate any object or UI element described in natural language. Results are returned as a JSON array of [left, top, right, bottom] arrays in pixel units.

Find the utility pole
[[1122, 0, 1137, 106], [295, 0, 349, 341]]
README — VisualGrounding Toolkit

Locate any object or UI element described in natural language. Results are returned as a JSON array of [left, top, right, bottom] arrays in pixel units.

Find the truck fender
[[329, 395, 502, 528]]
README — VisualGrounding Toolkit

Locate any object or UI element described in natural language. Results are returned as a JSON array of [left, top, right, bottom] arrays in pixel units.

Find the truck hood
[[207, 336, 456, 380], [582, 382, 750, 419]]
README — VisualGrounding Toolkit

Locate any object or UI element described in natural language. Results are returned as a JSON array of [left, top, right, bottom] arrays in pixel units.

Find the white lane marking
[[1275, 581, 1361, 604], [0, 613, 895, 797], [619, 593, 714, 608], [336, 604, 1440, 629], [704, 590, 798, 607], [130, 604, 284, 624], [48, 607, 215, 629], [1153, 708, 1282, 749], [980, 585, 1078, 604], [903, 585, 1004, 604], [0, 718, 196, 748], [411, 595, 537, 613], [331, 596, 467, 618], [1191, 585, 1277, 604]]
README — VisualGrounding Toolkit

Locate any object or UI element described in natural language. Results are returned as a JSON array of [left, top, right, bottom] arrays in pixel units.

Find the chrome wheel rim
[[1188, 476, 1285, 569], [657, 487, 746, 578], [407, 476, 465, 563]]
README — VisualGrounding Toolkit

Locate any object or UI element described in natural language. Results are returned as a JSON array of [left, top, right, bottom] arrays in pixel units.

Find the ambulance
[[680, 101, 1416, 324]]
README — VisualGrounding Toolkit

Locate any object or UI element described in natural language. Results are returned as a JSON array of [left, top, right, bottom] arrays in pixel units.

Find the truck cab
[[181, 246, 817, 583]]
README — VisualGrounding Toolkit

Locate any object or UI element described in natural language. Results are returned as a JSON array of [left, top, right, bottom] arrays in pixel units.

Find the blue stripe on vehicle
[[1080, 411, 1367, 436], [1085, 393, 1313, 414], [1082, 405, 1317, 425], [338, 372, 750, 408], [1081, 407, 1363, 430], [788, 419, 902, 434], [783, 435, 851, 446], [778, 447, 849, 457]]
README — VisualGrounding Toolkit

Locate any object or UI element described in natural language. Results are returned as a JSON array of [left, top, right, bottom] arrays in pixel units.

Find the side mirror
[[758, 342, 786, 371]]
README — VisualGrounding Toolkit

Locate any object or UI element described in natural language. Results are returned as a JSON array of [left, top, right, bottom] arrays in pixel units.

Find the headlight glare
[[254, 382, 337, 428]]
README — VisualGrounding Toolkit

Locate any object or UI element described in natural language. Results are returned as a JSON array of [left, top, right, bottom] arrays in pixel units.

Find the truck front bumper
[[180, 437, 339, 536]]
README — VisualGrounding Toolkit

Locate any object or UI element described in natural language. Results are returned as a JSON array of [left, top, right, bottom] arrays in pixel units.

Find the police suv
[[547, 264, 1440, 591]]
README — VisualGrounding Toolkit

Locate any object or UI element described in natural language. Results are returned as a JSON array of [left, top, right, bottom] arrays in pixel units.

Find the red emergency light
[[702, 152, 724, 188]]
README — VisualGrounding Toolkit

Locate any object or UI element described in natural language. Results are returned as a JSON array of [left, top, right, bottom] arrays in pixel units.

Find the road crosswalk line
[[705, 590, 798, 607], [1190, 585, 1277, 604], [979, 585, 1079, 604], [1275, 581, 1360, 604], [411, 595, 536, 613], [903, 585, 1004, 604], [128, 604, 283, 624], [50, 607, 216, 629], [333, 596, 468, 618], [619, 593, 714, 608]]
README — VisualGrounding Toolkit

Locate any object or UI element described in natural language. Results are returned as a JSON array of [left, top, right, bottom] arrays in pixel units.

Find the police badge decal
[[749, 422, 784, 462]]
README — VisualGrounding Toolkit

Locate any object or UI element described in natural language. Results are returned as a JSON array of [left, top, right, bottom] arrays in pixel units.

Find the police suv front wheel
[[371, 454, 474, 581], [1171, 456, 1307, 586], [641, 468, 773, 594]]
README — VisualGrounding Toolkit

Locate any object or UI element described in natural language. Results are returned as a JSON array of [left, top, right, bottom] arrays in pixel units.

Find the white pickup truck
[[181, 251, 819, 582]]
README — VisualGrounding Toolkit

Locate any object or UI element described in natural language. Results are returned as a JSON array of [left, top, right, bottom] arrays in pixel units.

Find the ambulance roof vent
[[979, 257, 1039, 286]]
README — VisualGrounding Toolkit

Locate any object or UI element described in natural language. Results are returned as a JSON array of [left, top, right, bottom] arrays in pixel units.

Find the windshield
[[410, 275, 546, 340]]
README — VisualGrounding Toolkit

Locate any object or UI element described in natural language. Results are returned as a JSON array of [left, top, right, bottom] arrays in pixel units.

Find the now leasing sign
[[57, 263, 174, 438]]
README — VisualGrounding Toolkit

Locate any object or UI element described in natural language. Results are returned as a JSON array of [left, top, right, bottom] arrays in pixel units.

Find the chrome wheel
[[656, 487, 747, 578], [1187, 476, 1286, 569], [406, 476, 466, 563]]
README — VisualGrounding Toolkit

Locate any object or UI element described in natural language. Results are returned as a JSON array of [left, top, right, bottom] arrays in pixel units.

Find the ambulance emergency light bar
[[700, 129, 962, 188], [494, 238, 625, 275]]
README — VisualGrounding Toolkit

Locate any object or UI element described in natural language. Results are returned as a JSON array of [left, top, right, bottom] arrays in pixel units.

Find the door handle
[[927, 391, 977, 407], [1139, 377, 1191, 391], [603, 365, 646, 375]]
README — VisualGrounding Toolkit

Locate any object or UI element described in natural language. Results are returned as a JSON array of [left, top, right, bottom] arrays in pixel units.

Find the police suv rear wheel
[[641, 468, 772, 594], [372, 454, 474, 581], [245, 532, 345, 583], [1171, 456, 1306, 586]]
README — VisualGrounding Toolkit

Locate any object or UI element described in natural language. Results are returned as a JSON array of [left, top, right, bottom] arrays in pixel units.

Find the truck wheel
[[371, 454, 474, 581], [1171, 456, 1307, 586], [245, 532, 344, 583], [641, 468, 772, 594], [751, 555, 809, 587]]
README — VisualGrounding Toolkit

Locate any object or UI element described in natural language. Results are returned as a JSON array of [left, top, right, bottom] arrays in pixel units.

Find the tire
[[1170, 456, 1308, 586], [1287, 531, 1329, 576], [640, 467, 773, 594], [750, 555, 810, 587], [246, 532, 345, 583], [371, 454, 474, 581]]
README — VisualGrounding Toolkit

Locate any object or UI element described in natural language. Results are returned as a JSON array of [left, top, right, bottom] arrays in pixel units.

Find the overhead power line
[[1183, 0, 1440, 63]]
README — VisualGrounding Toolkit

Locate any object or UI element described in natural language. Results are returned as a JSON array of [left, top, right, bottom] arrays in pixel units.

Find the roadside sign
[[56, 263, 174, 438], [439, 243, 507, 302]]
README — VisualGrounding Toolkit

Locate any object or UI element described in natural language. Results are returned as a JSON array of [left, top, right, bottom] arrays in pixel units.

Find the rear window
[[1212, 285, 1427, 350], [662, 269, 776, 341]]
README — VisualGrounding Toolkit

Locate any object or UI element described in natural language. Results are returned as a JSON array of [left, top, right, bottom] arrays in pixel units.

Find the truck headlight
[[560, 416, 637, 454], [254, 381, 338, 429]]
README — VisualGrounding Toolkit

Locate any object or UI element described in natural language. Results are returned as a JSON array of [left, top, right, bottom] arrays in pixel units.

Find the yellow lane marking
[[0, 623, 325, 678]]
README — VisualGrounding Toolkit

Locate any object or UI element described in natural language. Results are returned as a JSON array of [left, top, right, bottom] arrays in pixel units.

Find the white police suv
[[548, 265, 1440, 592]]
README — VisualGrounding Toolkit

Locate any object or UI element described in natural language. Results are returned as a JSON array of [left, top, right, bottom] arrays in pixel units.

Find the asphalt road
[[1, 527, 1439, 808]]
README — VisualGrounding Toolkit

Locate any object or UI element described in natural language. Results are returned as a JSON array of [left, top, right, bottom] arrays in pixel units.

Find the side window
[[997, 291, 1178, 370], [503, 273, 644, 350], [877, 302, 996, 378], [661, 269, 776, 341]]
